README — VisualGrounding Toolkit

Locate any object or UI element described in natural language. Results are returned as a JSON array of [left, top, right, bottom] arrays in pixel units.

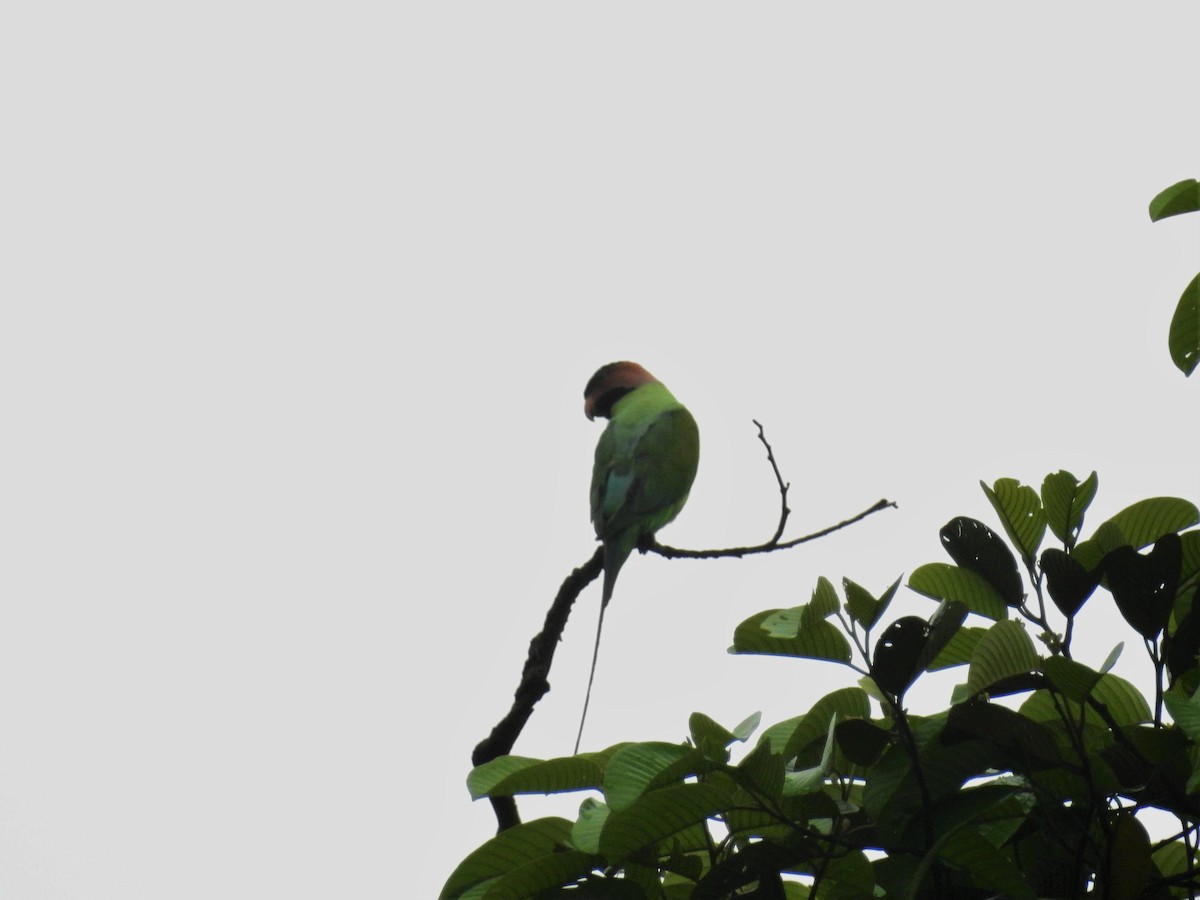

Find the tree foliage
[[446, 471, 1200, 898]]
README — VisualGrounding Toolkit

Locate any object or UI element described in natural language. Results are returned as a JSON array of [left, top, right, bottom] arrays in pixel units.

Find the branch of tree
[[471, 547, 603, 833], [472, 422, 896, 833]]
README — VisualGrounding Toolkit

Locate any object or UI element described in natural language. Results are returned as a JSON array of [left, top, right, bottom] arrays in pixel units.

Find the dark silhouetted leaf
[[835, 718, 891, 766], [915, 600, 967, 673], [940, 516, 1024, 606], [1165, 584, 1200, 682], [1078, 498, 1199, 568], [873, 616, 929, 697], [1149, 178, 1200, 221], [1040, 547, 1102, 617], [1103, 812, 1158, 899], [982, 672, 1047, 698], [1103, 534, 1183, 640], [945, 700, 1059, 766]]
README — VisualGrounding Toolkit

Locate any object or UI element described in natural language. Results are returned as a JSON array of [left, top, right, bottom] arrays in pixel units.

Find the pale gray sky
[[3, 5, 1200, 898]]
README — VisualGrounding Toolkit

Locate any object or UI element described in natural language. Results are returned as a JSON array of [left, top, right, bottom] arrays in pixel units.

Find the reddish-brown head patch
[[583, 361, 658, 420]]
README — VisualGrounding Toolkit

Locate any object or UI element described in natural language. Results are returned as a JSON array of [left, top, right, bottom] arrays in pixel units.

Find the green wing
[[591, 405, 700, 542]]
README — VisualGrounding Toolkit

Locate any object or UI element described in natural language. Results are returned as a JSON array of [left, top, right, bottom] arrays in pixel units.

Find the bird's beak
[[583, 397, 596, 421]]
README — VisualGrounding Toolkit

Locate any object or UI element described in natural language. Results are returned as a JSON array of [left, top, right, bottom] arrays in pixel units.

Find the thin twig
[[649, 498, 896, 561], [753, 418, 791, 545]]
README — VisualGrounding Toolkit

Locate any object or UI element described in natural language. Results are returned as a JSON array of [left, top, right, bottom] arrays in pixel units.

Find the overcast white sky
[[4, 4, 1200, 898]]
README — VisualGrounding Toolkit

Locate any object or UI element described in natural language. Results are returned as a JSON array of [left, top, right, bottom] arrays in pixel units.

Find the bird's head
[[583, 361, 659, 420]]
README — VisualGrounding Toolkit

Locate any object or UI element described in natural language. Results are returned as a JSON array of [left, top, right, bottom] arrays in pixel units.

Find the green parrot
[[575, 361, 700, 751]]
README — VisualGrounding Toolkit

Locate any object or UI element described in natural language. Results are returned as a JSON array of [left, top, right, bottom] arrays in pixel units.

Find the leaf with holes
[[1039, 548, 1102, 618], [939, 517, 1023, 607], [873, 616, 930, 698], [1103, 534, 1182, 640]]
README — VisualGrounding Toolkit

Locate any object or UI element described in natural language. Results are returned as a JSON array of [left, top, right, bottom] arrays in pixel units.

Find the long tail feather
[[574, 599, 607, 754], [574, 542, 631, 753]]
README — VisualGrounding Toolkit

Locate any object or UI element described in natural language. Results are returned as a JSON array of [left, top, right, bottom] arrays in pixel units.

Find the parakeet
[[575, 361, 700, 751]]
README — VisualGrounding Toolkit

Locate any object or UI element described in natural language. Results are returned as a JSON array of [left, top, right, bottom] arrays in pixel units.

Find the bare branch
[[471, 547, 603, 833], [472, 420, 897, 833], [650, 497, 896, 561], [754, 418, 792, 545]]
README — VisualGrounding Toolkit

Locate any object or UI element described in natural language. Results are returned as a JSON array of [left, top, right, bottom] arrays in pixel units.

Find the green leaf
[[467, 755, 603, 800], [1153, 839, 1196, 884], [843, 575, 901, 631], [927, 625, 987, 670], [776, 687, 872, 759], [939, 517, 1024, 606], [909, 563, 1008, 620], [981, 478, 1047, 565], [1169, 271, 1200, 376], [1164, 686, 1200, 743], [1105, 812, 1157, 900], [1042, 656, 1103, 703], [477, 849, 603, 900], [603, 743, 710, 811], [1100, 643, 1123, 673], [1149, 178, 1200, 221], [821, 850, 875, 895], [936, 829, 1036, 900], [733, 737, 786, 798], [731, 711, 761, 742], [843, 577, 876, 630], [439, 817, 577, 899], [964, 620, 1039, 698], [783, 711, 839, 795], [731, 607, 852, 664], [1085, 496, 1200, 556], [1022, 667, 1151, 731], [571, 798, 609, 855], [1093, 672, 1153, 726], [599, 782, 732, 861], [689, 713, 736, 760], [1041, 470, 1098, 546], [804, 576, 840, 623]]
